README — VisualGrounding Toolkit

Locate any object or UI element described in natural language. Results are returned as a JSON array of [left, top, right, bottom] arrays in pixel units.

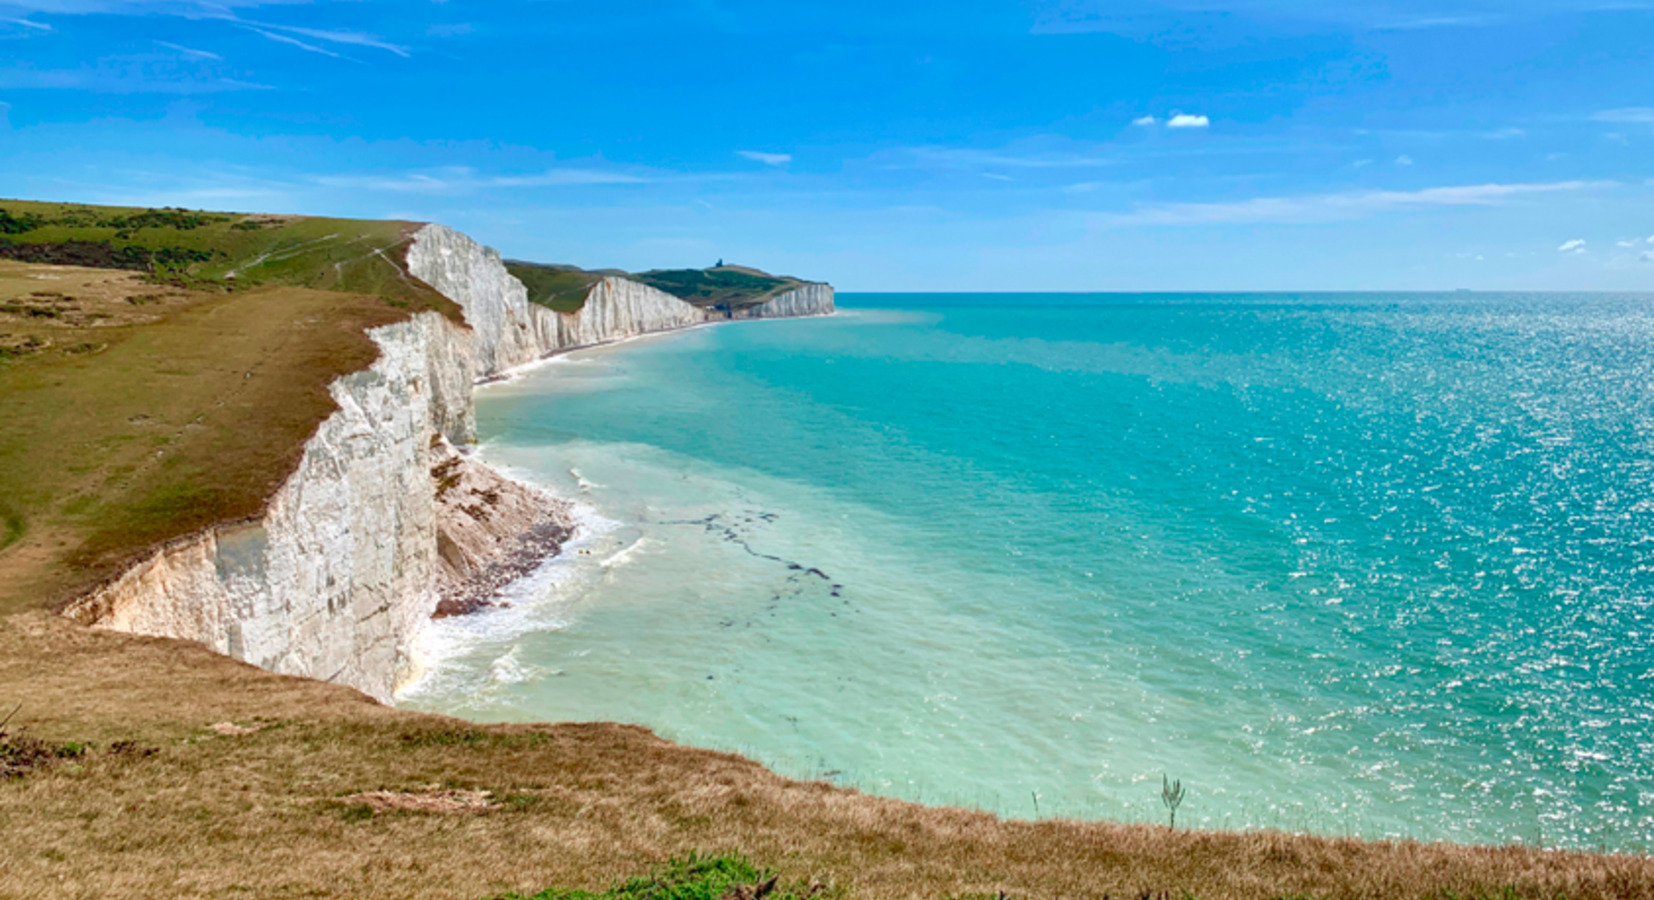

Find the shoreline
[[402, 310, 838, 700]]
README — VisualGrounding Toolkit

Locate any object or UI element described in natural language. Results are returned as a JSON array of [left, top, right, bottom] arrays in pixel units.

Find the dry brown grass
[[0, 260, 414, 614], [0, 612, 1647, 900]]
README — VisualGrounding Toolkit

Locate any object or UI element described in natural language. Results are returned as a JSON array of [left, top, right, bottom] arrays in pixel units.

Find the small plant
[[499, 852, 833, 900], [1161, 775, 1186, 829]]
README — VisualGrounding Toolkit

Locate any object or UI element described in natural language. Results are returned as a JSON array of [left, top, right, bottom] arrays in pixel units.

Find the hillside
[[506, 259, 814, 314], [3, 611, 1649, 900], [504, 261, 624, 313], [0, 200, 456, 614]]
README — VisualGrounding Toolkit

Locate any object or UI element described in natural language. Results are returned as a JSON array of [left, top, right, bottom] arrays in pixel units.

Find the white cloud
[[1131, 115, 1157, 126], [1591, 107, 1654, 124], [1395, 154, 1414, 166], [737, 150, 791, 166], [1482, 127, 1525, 140], [1166, 113, 1209, 129], [1094, 181, 1603, 226], [0, 64, 272, 92], [1558, 239, 1586, 253], [1617, 239, 1638, 248], [246, 27, 349, 60], [6, 17, 52, 31], [1352, 158, 1373, 168], [1641, 250, 1654, 262], [1647, 235, 1654, 244], [254, 22, 416, 58], [981, 172, 1014, 182], [897, 146, 1113, 170], [314, 166, 648, 193], [155, 41, 222, 61]]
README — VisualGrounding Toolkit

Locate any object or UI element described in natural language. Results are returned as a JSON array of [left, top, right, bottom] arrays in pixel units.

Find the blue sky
[[2, 1, 1653, 290]]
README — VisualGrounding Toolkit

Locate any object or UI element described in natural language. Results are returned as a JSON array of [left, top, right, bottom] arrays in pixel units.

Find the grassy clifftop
[[629, 265, 811, 312], [505, 261, 624, 313], [0, 199, 455, 313], [505, 259, 814, 314], [0, 199, 458, 614]]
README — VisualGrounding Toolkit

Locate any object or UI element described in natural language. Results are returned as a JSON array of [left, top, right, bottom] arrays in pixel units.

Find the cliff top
[[506, 259, 816, 313], [0, 199, 461, 613], [0, 199, 459, 319]]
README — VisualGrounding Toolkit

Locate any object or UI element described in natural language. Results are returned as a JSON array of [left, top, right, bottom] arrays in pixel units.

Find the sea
[[399, 292, 1654, 852]]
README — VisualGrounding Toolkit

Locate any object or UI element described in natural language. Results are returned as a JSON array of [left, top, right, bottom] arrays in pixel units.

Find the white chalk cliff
[[64, 223, 831, 702], [736, 283, 836, 320]]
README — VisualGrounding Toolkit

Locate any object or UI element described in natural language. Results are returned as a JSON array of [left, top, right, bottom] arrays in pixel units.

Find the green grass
[[506, 261, 621, 313], [507, 259, 812, 314], [498, 853, 827, 900], [0, 197, 462, 612], [629, 266, 805, 311], [0, 199, 456, 319]]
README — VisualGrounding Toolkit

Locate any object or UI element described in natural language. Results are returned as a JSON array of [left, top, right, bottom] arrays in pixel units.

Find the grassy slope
[[629, 266, 807, 311], [0, 200, 457, 614], [3, 612, 1649, 900], [506, 262, 620, 313], [507, 260, 810, 314]]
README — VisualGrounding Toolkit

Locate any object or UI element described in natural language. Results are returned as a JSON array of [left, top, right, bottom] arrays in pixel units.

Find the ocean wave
[[397, 499, 626, 702]]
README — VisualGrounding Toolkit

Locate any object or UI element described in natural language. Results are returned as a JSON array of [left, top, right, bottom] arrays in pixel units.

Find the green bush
[[500, 853, 828, 900]]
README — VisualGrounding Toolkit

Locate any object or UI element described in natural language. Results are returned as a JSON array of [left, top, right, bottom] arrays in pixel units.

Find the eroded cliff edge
[[63, 223, 834, 702]]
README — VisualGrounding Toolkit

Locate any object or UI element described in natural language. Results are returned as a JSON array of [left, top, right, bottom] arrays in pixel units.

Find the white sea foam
[[397, 497, 625, 702], [601, 537, 648, 568], [570, 467, 603, 492]]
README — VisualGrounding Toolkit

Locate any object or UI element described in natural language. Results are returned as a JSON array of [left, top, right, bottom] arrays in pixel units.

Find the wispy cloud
[[899, 146, 1114, 170], [314, 166, 648, 194], [246, 27, 350, 60], [246, 21, 410, 58], [737, 150, 792, 166], [1395, 154, 1415, 166], [5, 17, 51, 31], [155, 41, 222, 61], [1094, 181, 1604, 226], [1558, 238, 1586, 253], [1131, 115, 1157, 127], [1166, 113, 1209, 129], [0, 63, 272, 93], [1591, 107, 1654, 124], [1482, 127, 1526, 139]]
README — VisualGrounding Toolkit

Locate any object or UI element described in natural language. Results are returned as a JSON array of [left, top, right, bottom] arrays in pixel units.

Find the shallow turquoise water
[[401, 294, 1654, 850]]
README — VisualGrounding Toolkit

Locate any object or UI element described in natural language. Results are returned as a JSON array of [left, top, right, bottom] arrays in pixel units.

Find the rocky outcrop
[[406, 224, 708, 377], [66, 222, 832, 704], [64, 313, 477, 702], [737, 283, 835, 319], [430, 440, 573, 618]]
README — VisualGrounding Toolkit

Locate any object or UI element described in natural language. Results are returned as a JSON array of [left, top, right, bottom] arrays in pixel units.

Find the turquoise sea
[[401, 293, 1654, 851]]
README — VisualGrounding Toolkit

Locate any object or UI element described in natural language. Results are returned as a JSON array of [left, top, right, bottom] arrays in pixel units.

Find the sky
[[2, 1, 1654, 291]]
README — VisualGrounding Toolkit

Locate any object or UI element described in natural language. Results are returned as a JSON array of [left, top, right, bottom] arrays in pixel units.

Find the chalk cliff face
[[736, 283, 835, 320], [67, 222, 832, 703], [65, 313, 477, 702], [405, 224, 708, 375]]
